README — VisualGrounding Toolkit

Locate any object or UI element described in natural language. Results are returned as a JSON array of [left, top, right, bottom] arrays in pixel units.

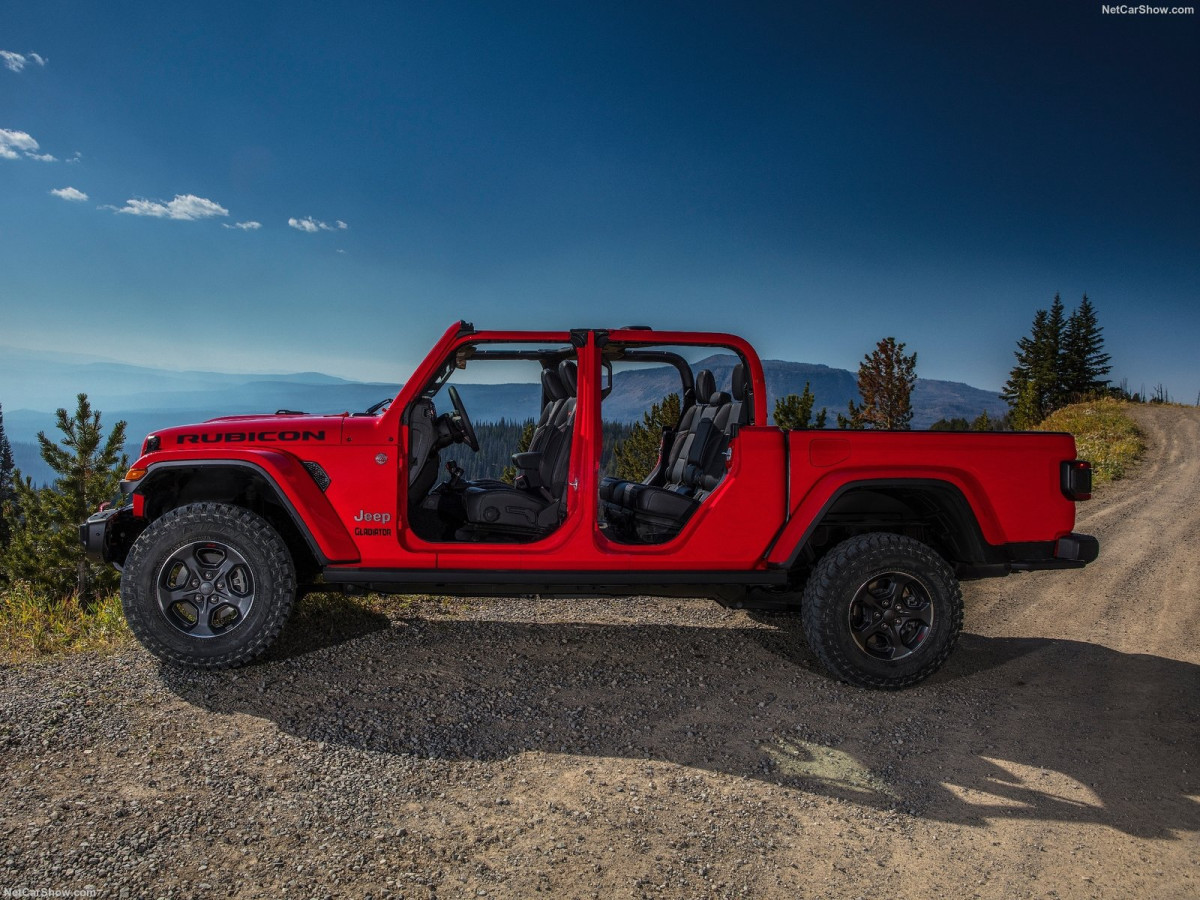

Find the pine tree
[[1041, 294, 1068, 410], [773, 383, 827, 430], [0, 402, 15, 550], [840, 337, 917, 430], [1003, 293, 1110, 426], [612, 393, 681, 482], [1001, 308, 1042, 411], [0, 394, 127, 603], [970, 409, 994, 432], [1061, 294, 1111, 398], [499, 421, 536, 485], [836, 398, 866, 430], [1009, 380, 1043, 431], [929, 417, 970, 431], [1002, 295, 1064, 424]]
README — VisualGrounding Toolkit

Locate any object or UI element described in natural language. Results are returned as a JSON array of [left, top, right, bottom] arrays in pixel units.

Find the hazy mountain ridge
[[2, 354, 1007, 472], [0, 346, 353, 412], [10, 441, 55, 488]]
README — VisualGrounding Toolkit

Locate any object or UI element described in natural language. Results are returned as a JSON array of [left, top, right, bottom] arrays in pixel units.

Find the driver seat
[[458, 359, 577, 538]]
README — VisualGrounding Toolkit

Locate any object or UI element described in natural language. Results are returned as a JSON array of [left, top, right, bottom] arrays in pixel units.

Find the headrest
[[557, 359, 578, 395], [731, 363, 749, 401], [707, 390, 732, 407], [694, 369, 715, 404], [541, 367, 565, 402]]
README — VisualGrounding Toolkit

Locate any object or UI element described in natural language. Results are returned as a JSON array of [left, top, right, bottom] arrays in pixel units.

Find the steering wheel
[[447, 385, 479, 452]]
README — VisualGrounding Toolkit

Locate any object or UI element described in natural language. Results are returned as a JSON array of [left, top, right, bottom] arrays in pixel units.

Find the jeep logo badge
[[354, 510, 391, 524]]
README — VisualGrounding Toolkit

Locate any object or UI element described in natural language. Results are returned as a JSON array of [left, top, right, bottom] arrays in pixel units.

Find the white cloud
[[0, 128, 40, 160], [0, 128, 57, 162], [113, 193, 229, 221], [288, 216, 320, 233], [288, 215, 349, 233], [223, 220, 262, 230], [50, 186, 88, 202], [66, 151, 82, 164], [1, 50, 46, 73]]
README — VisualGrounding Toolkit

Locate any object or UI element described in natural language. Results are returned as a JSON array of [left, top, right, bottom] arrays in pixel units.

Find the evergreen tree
[[1002, 296, 1064, 425], [1003, 293, 1110, 426], [929, 417, 970, 431], [1, 394, 127, 602], [970, 409, 994, 432], [839, 337, 917, 430], [499, 421, 536, 485], [836, 398, 866, 430], [1001, 307, 1043, 412], [612, 393, 681, 482], [1009, 380, 1043, 431], [0, 402, 15, 550], [1042, 293, 1067, 410], [773, 383, 827, 430], [1061, 294, 1111, 397]]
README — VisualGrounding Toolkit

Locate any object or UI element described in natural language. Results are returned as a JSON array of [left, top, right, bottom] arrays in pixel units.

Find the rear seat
[[602, 365, 749, 543], [600, 369, 715, 509]]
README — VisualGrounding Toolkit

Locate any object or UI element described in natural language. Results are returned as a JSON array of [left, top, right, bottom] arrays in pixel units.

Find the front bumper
[[79, 505, 146, 569]]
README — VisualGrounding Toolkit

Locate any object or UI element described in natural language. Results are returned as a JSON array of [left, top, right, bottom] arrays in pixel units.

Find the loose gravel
[[1, 406, 1197, 899]]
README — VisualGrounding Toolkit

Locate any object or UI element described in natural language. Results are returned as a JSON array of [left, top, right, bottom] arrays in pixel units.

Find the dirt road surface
[[2, 405, 1197, 899]]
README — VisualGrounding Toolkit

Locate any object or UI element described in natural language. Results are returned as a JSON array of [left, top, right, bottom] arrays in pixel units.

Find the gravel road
[[2, 406, 1197, 899]]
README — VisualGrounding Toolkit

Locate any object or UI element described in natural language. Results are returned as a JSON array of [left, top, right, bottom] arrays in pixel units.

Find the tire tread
[[121, 502, 296, 669], [800, 532, 963, 690]]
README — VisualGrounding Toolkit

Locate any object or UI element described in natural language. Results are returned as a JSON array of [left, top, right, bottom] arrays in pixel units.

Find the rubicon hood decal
[[173, 429, 328, 444]]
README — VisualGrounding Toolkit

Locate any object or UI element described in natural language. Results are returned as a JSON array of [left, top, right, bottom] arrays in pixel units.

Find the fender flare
[[134, 457, 360, 564], [769, 477, 994, 570]]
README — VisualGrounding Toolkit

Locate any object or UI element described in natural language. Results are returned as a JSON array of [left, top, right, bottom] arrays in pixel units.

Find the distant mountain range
[[1, 346, 1007, 486]]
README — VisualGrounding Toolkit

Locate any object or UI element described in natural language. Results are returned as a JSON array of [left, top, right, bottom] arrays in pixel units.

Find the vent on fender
[[302, 460, 331, 492]]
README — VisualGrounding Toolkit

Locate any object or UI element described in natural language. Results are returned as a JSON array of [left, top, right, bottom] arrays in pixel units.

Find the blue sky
[[2, 1, 1197, 401]]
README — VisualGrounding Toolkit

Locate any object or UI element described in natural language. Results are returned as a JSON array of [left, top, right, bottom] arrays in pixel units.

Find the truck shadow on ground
[[163, 608, 1200, 840]]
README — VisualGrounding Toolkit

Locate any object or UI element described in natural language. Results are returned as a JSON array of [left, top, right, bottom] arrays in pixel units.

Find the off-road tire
[[801, 532, 963, 689], [121, 502, 297, 669]]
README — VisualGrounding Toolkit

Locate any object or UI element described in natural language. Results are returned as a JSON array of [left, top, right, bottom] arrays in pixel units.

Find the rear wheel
[[801, 532, 962, 689], [121, 502, 296, 669]]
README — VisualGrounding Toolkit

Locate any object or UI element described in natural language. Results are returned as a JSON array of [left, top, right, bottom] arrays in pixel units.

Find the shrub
[[1036, 397, 1145, 485]]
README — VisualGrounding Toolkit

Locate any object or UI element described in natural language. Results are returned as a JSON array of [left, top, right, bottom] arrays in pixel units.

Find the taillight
[[1061, 460, 1092, 501]]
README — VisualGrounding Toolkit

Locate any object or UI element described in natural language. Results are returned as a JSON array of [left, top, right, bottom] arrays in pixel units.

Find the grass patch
[[0, 581, 470, 666], [0, 582, 130, 664], [1036, 397, 1146, 485]]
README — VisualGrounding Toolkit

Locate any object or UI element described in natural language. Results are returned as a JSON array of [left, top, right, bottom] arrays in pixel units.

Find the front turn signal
[[124, 467, 148, 482]]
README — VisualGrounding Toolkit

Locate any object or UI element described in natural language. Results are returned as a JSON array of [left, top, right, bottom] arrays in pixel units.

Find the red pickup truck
[[82, 322, 1097, 688]]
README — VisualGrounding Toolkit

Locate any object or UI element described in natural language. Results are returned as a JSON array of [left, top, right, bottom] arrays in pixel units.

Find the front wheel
[[121, 502, 297, 669], [801, 533, 963, 689]]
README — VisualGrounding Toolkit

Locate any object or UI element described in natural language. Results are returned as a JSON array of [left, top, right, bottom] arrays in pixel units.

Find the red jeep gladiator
[[81, 322, 1098, 688]]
